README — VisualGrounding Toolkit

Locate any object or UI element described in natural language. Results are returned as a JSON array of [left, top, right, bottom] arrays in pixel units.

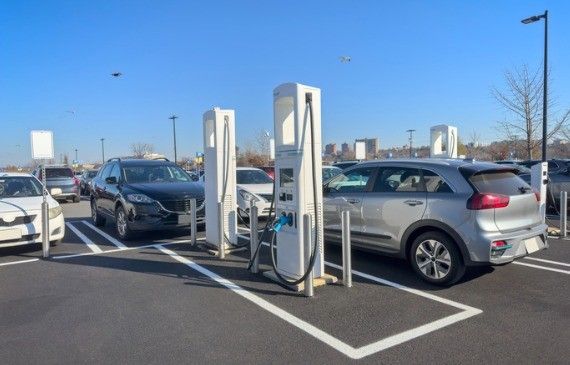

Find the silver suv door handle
[[346, 198, 360, 204], [404, 200, 423, 206]]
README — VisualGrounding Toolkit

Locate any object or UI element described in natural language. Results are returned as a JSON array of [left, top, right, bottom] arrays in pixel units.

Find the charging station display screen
[[280, 168, 294, 188]]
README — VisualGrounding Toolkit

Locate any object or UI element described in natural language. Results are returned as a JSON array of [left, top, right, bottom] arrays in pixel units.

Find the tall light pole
[[169, 115, 178, 164], [74, 148, 78, 162], [406, 129, 416, 158], [100, 138, 105, 163], [521, 10, 548, 162]]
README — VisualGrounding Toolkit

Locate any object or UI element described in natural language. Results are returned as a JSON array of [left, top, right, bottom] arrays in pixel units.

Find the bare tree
[[493, 65, 569, 160], [130, 143, 154, 158]]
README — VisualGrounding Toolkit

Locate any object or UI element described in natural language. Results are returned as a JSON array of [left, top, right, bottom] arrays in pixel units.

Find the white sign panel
[[355, 141, 366, 160], [31, 130, 54, 160]]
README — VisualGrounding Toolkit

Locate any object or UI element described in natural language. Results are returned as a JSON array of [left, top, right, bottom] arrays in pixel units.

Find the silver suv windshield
[[0, 177, 43, 198]]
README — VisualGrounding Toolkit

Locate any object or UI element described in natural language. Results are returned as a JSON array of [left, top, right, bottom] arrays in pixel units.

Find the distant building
[[355, 138, 380, 157], [325, 143, 337, 155], [341, 142, 350, 155]]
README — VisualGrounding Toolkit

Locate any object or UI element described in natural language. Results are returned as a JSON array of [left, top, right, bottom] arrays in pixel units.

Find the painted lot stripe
[[65, 222, 103, 253], [237, 234, 250, 241], [524, 257, 570, 267], [156, 245, 482, 360], [0, 258, 39, 267], [513, 261, 570, 275], [81, 221, 127, 249]]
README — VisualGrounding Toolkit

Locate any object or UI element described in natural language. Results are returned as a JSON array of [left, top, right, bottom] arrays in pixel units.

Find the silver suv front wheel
[[409, 231, 465, 286]]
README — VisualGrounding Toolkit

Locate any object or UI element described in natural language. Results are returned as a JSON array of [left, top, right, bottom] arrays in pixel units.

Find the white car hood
[[0, 196, 58, 214], [237, 183, 273, 195]]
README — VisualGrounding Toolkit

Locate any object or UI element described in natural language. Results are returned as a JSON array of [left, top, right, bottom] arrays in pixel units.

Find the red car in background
[[258, 166, 275, 180]]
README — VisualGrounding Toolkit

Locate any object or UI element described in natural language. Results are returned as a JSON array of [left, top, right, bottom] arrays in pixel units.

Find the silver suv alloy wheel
[[116, 209, 127, 237], [415, 239, 451, 280]]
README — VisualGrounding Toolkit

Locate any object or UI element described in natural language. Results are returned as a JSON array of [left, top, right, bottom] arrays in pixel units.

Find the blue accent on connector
[[272, 215, 292, 232]]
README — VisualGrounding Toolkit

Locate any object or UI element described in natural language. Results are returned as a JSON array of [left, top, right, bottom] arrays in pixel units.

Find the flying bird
[[111, 72, 122, 77], [339, 56, 351, 63]]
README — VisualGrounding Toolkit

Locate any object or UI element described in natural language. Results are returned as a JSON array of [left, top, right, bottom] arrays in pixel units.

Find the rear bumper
[[470, 223, 548, 265], [51, 186, 79, 199]]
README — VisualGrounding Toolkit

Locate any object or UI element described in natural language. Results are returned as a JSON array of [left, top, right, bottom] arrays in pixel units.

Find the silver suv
[[323, 159, 548, 285]]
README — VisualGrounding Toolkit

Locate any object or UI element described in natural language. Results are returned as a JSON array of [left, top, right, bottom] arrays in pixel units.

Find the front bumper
[[239, 199, 272, 216], [471, 223, 548, 265], [125, 201, 205, 231], [0, 213, 65, 248]]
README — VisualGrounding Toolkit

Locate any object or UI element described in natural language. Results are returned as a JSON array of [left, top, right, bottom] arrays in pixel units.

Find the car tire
[[409, 231, 465, 286], [91, 200, 106, 227], [115, 205, 134, 240]]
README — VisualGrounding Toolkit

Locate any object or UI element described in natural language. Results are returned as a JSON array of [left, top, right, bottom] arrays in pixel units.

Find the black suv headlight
[[126, 194, 154, 204]]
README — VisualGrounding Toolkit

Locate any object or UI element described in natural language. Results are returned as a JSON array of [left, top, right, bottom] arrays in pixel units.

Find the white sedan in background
[[236, 167, 274, 217], [0, 173, 65, 249]]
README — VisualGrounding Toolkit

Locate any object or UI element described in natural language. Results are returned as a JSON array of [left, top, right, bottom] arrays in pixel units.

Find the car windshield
[[469, 170, 531, 195], [46, 168, 73, 178], [123, 165, 192, 184], [0, 177, 43, 198], [323, 167, 342, 181], [236, 170, 273, 184], [87, 171, 98, 178]]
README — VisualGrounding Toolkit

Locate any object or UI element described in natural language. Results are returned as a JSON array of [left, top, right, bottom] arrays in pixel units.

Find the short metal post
[[190, 199, 197, 245], [342, 210, 352, 287], [218, 201, 225, 259], [560, 191, 567, 238], [41, 164, 50, 258], [250, 204, 259, 273], [303, 214, 314, 297]]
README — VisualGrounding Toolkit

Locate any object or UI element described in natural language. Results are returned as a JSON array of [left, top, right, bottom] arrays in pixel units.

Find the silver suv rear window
[[469, 171, 530, 195]]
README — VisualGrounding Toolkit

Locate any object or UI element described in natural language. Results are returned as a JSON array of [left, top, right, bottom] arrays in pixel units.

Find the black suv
[[90, 158, 205, 240]]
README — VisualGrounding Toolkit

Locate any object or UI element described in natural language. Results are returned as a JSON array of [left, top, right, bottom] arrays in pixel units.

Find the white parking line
[[0, 258, 39, 267], [65, 222, 103, 253], [513, 261, 570, 275], [524, 257, 570, 267], [52, 241, 183, 259], [237, 234, 250, 241], [156, 245, 482, 360], [81, 221, 127, 249]]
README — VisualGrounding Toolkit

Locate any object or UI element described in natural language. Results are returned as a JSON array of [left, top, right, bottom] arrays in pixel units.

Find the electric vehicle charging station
[[264, 82, 336, 290], [531, 162, 548, 222], [203, 107, 237, 253], [430, 124, 458, 158]]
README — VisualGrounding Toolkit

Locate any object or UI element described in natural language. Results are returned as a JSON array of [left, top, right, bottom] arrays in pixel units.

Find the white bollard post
[[303, 214, 314, 297], [218, 202, 225, 259], [41, 164, 50, 258], [190, 199, 197, 245], [561, 191, 567, 239], [250, 205, 259, 273], [342, 210, 352, 287]]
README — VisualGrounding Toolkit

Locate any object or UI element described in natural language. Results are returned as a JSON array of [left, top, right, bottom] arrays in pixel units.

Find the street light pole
[[100, 138, 105, 163], [406, 129, 416, 158], [75, 148, 78, 162], [169, 115, 178, 164], [521, 10, 548, 162]]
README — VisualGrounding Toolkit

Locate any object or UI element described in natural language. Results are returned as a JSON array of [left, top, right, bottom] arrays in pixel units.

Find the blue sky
[[1, 0, 568, 165]]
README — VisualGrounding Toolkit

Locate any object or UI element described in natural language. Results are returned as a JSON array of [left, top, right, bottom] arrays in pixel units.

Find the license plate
[[178, 214, 192, 226], [0, 228, 22, 242], [524, 236, 541, 254]]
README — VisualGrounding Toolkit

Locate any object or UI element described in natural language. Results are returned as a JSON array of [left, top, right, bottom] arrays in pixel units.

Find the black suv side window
[[373, 167, 424, 192], [327, 167, 375, 193], [421, 169, 453, 193], [99, 164, 113, 179], [109, 164, 121, 182]]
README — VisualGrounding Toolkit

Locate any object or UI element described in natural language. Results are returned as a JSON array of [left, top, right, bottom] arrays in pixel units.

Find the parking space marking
[[0, 258, 39, 267], [65, 222, 103, 253], [513, 261, 570, 275], [237, 234, 250, 241], [81, 221, 128, 249], [524, 257, 570, 267], [52, 242, 181, 259], [157, 245, 482, 360]]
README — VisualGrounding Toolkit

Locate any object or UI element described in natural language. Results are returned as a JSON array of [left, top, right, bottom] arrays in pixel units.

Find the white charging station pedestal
[[203, 107, 237, 251], [531, 162, 548, 223], [430, 125, 458, 158], [263, 83, 337, 290]]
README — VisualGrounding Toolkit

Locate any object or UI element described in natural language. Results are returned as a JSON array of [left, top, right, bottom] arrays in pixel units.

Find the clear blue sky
[[1, 0, 568, 165]]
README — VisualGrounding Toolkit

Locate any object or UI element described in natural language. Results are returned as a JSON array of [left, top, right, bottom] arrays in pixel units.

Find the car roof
[[356, 158, 515, 172], [0, 172, 33, 177], [117, 159, 176, 166], [237, 167, 263, 171]]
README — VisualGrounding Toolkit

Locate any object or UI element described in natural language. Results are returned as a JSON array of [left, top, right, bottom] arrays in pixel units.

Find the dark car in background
[[90, 158, 205, 240], [80, 169, 99, 195], [33, 165, 80, 203]]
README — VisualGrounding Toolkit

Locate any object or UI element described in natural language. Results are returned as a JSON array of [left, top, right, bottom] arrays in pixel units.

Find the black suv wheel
[[91, 199, 106, 227], [409, 231, 465, 286], [115, 205, 135, 240]]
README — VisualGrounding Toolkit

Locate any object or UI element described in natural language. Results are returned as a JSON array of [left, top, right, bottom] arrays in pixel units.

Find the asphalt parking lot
[[1, 200, 569, 364]]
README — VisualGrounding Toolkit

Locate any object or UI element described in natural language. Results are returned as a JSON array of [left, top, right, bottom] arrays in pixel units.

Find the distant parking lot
[[1, 199, 569, 363]]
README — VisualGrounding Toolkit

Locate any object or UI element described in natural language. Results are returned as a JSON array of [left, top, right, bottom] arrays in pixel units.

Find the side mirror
[[50, 188, 62, 196], [105, 176, 118, 184]]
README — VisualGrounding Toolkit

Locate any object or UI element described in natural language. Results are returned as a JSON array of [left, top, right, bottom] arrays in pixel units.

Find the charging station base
[[200, 241, 247, 256], [262, 270, 338, 292]]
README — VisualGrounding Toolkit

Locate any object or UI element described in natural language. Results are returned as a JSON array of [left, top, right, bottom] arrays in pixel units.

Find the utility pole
[[74, 148, 78, 162], [169, 115, 178, 164], [406, 129, 416, 158], [100, 138, 105, 163]]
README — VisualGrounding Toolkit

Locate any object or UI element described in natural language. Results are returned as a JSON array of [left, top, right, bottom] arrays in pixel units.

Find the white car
[[0, 173, 65, 248], [236, 167, 274, 217]]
